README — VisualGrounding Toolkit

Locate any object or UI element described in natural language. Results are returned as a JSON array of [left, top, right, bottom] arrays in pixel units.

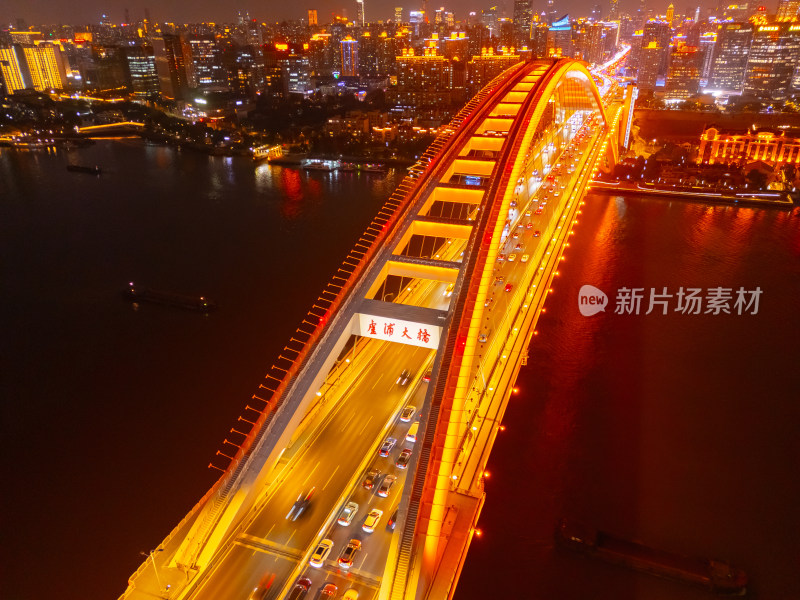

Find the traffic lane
[[191, 543, 297, 600], [192, 343, 427, 600], [294, 383, 428, 588]]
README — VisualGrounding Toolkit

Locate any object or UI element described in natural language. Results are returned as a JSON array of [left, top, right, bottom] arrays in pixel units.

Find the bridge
[[120, 57, 626, 600]]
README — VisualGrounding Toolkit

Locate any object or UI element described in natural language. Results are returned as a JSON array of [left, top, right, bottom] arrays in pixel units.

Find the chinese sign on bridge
[[357, 314, 441, 349]]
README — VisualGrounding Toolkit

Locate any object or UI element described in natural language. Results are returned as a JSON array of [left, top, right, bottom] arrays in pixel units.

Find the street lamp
[[140, 548, 167, 597]]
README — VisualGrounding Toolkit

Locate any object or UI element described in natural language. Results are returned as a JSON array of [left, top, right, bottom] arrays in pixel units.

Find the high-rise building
[[341, 36, 359, 76], [638, 42, 662, 90], [743, 22, 800, 100], [188, 35, 225, 89], [547, 15, 573, 57], [513, 0, 533, 47], [9, 31, 42, 44], [609, 0, 620, 21], [666, 4, 675, 27], [665, 43, 701, 98], [573, 20, 604, 63], [777, 0, 800, 20], [152, 33, 192, 100], [356, 0, 366, 27], [395, 7, 403, 23], [467, 48, 522, 92], [698, 31, 717, 82], [22, 42, 67, 91], [591, 4, 603, 21], [391, 47, 453, 107], [641, 20, 672, 79], [308, 10, 318, 27], [124, 45, 159, 97], [708, 22, 752, 92], [530, 18, 549, 57], [0, 44, 33, 93]]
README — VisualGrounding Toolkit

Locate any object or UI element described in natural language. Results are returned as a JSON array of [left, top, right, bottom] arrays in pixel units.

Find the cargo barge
[[556, 519, 747, 595], [125, 282, 217, 312]]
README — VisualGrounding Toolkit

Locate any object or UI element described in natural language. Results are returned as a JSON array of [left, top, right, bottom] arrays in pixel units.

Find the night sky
[[3, 0, 696, 28]]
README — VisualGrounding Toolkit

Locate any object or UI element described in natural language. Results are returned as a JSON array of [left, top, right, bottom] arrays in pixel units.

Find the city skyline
[[4, 0, 715, 27]]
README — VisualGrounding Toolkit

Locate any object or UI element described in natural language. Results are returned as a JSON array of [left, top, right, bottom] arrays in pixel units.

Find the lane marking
[[265, 523, 275, 540], [322, 465, 341, 490], [340, 410, 356, 433], [301, 463, 320, 486], [286, 530, 296, 546], [371, 375, 384, 390], [358, 415, 374, 436]]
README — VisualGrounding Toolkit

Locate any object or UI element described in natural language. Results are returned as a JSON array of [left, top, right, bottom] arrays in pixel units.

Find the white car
[[362, 508, 384, 533], [309, 539, 333, 568], [337, 501, 359, 526], [400, 405, 416, 422], [521, 254, 530, 263]]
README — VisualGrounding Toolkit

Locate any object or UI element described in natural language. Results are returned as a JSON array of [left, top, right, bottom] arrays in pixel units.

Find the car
[[514, 243, 523, 250], [378, 474, 397, 497], [509, 199, 517, 207], [443, 283, 454, 297], [497, 253, 506, 262], [287, 578, 312, 600], [362, 469, 381, 490], [521, 254, 530, 263], [405, 421, 419, 443], [535, 207, 544, 214], [342, 589, 359, 600], [512, 232, 519, 239], [286, 487, 315, 521], [508, 254, 517, 262], [380, 437, 397, 457], [494, 275, 504, 284], [309, 539, 334, 568], [525, 222, 533, 229], [396, 369, 411, 385], [362, 508, 384, 533], [478, 333, 488, 343], [534, 230, 540, 237], [387, 508, 399, 530], [396, 448, 413, 469], [247, 573, 276, 600], [337, 501, 359, 526], [400, 405, 416, 422], [504, 283, 513, 292], [422, 371, 431, 382], [525, 210, 532, 217], [338, 539, 362, 569], [484, 295, 494, 307], [320, 583, 338, 598]]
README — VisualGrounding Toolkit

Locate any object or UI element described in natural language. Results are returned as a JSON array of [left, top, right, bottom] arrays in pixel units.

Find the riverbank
[[590, 180, 795, 208]]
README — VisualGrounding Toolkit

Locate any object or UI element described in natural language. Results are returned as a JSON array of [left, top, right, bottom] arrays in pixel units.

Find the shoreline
[[590, 180, 795, 208]]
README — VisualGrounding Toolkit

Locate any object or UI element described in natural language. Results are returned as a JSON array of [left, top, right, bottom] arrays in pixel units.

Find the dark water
[[456, 197, 800, 599], [2, 142, 799, 600], [0, 140, 400, 600]]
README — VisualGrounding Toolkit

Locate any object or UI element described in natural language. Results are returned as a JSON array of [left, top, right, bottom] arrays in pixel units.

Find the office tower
[[642, 20, 672, 79], [341, 36, 359, 76], [189, 36, 227, 90], [10, 30, 43, 44], [530, 18, 549, 56], [482, 6, 499, 36], [0, 45, 33, 93], [638, 41, 662, 89], [609, 0, 620, 20], [777, 0, 800, 20], [308, 10, 318, 26], [665, 43, 701, 98], [395, 7, 403, 22], [547, 0, 557, 24], [573, 20, 604, 63], [124, 45, 159, 97], [666, 4, 675, 27], [467, 48, 522, 92], [601, 21, 621, 59], [743, 22, 800, 100], [547, 15, 573, 57], [591, 4, 603, 21], [356, 0, 366, 27], [708, 22, 753, 91], [442, 32, 470, 62], [698, 31, 717, 82], [22, 43, 67, 90], [513, 0, 533, 47], [152, 33, 192, 100], [91, 45, 128, 92]]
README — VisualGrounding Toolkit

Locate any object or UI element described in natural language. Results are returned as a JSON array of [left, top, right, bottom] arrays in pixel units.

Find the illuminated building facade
[[189, 36, 225, 89], [356, 0, 366, 27], [340, 37, 359, 77], [637, 41, 662, 90], [530, 19, 549, 57], [708, 22, 752, 92], [22, 42, 67, 91], [152, 33, 192, 100], [572, 20, 603, 63], [698, 127, 800, 165], [308, 9, 318, 27], [467, 48, 522, 92], [395, 7, 403, 23], [776, 0, 800, 20], [743, 22, 800, 100], [665, 43, 701, 99], [547, 15, 573, 57], [124, 45, 159, 97], [391, 47, 453, 107], [513, 0, 533, 47], [641, 20, 672, 81], [698, 31, 716, 82], [0, 45, 33, 93]]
